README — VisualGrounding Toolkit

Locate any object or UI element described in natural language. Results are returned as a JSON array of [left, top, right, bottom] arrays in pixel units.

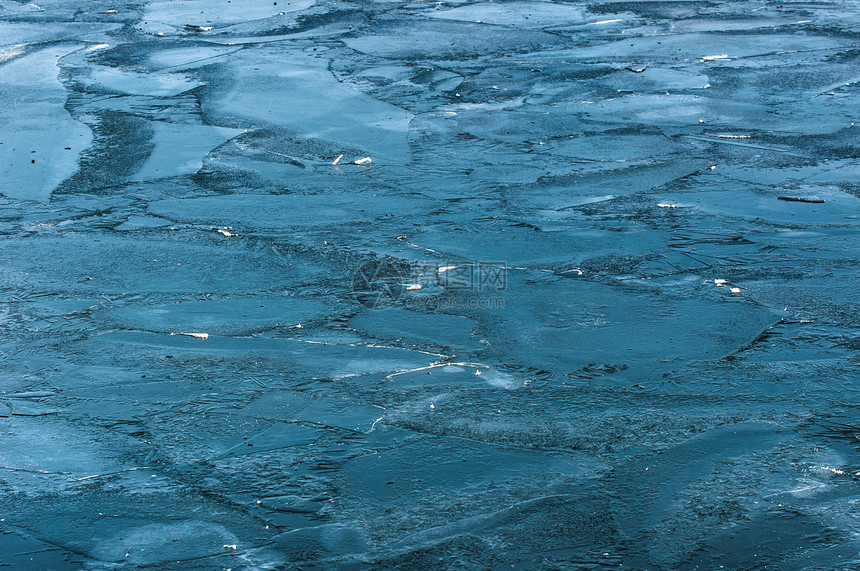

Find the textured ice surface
[[87, 67, 201, 97], [348, 308, 479, 351], [1, 0, 859, 568], [99, 296, 328, 335], [130, 122, 244, 181], [137, 0, 316, 35], [428, 2, 591, 28], [203, 46, 413, 160], [0, 46, 92, 201]]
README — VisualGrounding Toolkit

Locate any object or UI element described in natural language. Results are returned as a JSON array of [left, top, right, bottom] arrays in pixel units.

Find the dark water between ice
[[0, 0, 858, 568]]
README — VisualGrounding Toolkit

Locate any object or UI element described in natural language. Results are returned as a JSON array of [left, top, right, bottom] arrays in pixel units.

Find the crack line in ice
[[285, 339, 445, 359], [387, 494, 575, 551], [361, 344, 447, 358], [0, 465, 70, 475], [154, 48, 244, 71], [383, 361, 489, 381], [683, 135, 796, 153], [76, 466, 154, 482]]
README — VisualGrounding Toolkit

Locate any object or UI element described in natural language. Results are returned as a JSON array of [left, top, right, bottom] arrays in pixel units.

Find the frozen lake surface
[[0, 0, 858, 568]]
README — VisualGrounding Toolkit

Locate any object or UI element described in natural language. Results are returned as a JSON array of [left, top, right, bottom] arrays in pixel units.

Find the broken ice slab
[[568, 33, 851, 64], [88, 332, 437, 380], [272, 524, 367, 562], [0, 21, 120, 49], [600, 67, 711, 92], [0, 0, 142, 20], [147, 45, 241, 70], [735, 270, 860, 332], [256, 337, 443, 381], [717, 163, 845, 186], [257, 494, 325, 514], [147, 192, 433, 230], [339, 436, 588, 507], [384, 364, 482, 388], [90, 521, 242, 565], [428, 2, 591, 29], [60, 374, 229, 413], [199, 148, 311, 189], [214, 422, 322, 459], [384, 67, 464, 94], [256, 508, 322, 531], [656, 186, 860, 226], [804, 159, 860, 185], [483, 277, 780, 376], [6, 401, 61, 417], [201, 45, 412, 160], [130, 121, 243, 182], [136, 0, 314, 36], [409, 108, 590, 148], [457, 157, 550, 186], [114, 215, 172, 231], [239, 391, 384, 433], [5, 391, 58, 398], [345, 19, 563, 60], [610, 422, 791, 567], [669, 17, 819, 33], [347, 308, 479, 351], [0, 489, 280, 568], [385, 364, 522, 390], [683, 511, 854, 571], [540, 133, 683, 162], [698, 61, 860, 102], [255, 491, 333, 528], [0, 233, 327, 294], [381, 492, 616, 565], [98, 296, 329, 336], [61, 393, 168, 424], [570, 93, 785, 131], [768, 94, 860, 136], [0, 416, 147, 492], [86, 66, 201, 96], [0, 45, 93, 202], [514, 159, 710, 212], [0, 530, 79, 570], [412, 224, 666, 268]]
